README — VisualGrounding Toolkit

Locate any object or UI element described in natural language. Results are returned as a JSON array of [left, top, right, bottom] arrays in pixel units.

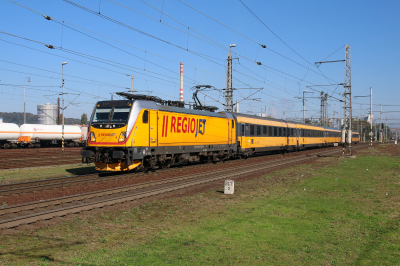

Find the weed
[[40, 256, 53, 261]]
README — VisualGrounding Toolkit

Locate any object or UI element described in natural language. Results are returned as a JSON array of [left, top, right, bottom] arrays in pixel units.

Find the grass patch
[[0, 164, 95, 183], [0, 147, 399, 265]]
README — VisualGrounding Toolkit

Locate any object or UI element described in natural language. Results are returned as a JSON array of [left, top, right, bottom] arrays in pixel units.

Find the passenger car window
[[257, 126, 261, 136], [269, 126, 273, 136], [274, 127, 277, 136], [263, 126, 267, 136], [250, 125, 254, 136]]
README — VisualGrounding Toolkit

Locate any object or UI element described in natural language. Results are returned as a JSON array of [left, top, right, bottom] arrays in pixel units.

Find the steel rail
[[0, 147, 350, 229], [0, 157, 82, 170], [0, 151, 321, 215], [0, 145, 344, 195]]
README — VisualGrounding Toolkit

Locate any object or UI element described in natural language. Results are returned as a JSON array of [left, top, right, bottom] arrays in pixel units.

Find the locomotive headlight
[[90, 132, 96, 142], [119, 131, 126, 142]]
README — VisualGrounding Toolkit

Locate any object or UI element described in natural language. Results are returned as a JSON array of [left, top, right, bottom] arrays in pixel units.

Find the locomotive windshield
[[93, 107, 131, 123], [92, 100, 132, 124]]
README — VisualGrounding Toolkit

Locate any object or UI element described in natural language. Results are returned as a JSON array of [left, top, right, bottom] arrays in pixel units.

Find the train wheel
[[157, 161, 169, 169], [3, 143, 10, 149]]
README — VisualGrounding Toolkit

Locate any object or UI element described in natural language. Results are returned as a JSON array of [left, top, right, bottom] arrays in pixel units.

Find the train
[[0, 123, 88, 149], [81, 93, 359, 172]]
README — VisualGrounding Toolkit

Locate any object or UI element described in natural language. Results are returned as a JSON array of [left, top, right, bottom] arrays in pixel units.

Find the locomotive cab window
[[112, 107, 130, 122], [93, 107, 112, 122], [92, 106, 131, 123], [142, 110, 149, 123]]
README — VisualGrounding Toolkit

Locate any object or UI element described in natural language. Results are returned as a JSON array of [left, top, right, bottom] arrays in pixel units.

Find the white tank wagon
[[19, 124, 82, 147], [80, 125, 88, 145], [0, 123, 20, 148]]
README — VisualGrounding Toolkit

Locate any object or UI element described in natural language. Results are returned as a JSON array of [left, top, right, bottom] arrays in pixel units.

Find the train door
[[286, 127, 289, 147], [149, 110, 158, 147], [240, 123, 245, 148], [228, 119, 234, 146], [142, 110, 150, 146], [296, 128, 300, 148]]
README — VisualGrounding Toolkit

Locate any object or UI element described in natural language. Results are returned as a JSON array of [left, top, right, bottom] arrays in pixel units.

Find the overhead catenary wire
[[9, 0, 226, 78], [238, 0, 314, 67], [60, 0, 340, 92], [8, 0, 339, 104], [177, 0, 340, 84], [0, 37, 193, 91], [2, 0, 354, 116]]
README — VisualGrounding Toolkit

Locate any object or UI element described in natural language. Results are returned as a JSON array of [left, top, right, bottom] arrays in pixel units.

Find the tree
[[81, 113, 88, 125], [58, 114, 63, 125]]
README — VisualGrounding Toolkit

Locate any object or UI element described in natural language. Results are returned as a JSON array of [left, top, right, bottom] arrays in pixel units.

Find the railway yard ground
[[0, 143, 399, 265], [0, 147, 82, 171]]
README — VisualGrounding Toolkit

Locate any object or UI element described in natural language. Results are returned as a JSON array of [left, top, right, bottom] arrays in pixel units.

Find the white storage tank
[[0, 123, 20, 141], [37, 103, 58, 125], [80, 125, 88, 141], [19, 124, 81, 142]]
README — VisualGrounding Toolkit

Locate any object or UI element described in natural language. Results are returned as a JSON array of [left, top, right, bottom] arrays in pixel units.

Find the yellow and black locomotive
[[81, 93, 358, 171]]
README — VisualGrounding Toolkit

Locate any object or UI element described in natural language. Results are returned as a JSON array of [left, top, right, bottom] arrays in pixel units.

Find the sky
[[0, 0, 399, 128]]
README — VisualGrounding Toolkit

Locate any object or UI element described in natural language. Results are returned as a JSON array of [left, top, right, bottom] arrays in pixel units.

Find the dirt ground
[[1, 147, 339, 206], [0, 143, 376, 234]]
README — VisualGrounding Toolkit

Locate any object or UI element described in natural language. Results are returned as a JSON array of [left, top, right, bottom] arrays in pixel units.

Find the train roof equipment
[[191, 85, 219, 112], [116, 92, 185, 108]]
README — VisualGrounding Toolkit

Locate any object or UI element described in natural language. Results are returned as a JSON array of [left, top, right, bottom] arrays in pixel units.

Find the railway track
[[0, 149, 82, 170], [0, 147, 81, 158], [0, 157, 82, 170], [0, 145, 363, 230], [0, 145, 353, 196]]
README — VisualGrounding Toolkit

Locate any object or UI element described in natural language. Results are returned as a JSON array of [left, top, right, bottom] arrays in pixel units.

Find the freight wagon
[[0, 123, 88, 148]]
